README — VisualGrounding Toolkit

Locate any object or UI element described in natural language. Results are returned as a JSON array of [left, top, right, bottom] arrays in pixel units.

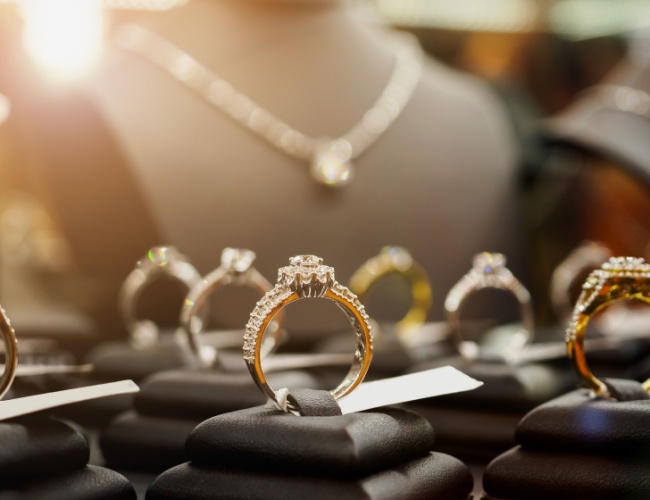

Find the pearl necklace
[[115, 23, 424, 188]]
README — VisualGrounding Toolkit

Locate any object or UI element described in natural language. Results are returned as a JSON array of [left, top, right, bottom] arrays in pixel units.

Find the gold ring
[[349, 246, 432, 342], [445, 252, 534, 363], [119, 246, 203, 349], [181, 248, 283, 368], [0, 306, 18, 399], [566, 256, 650, 398], [244, 255, 373, 411]]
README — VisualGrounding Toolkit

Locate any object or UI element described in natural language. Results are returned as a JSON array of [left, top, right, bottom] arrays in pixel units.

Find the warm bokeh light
[[0, 94, 10, 125], [20, 0, 104, 82]]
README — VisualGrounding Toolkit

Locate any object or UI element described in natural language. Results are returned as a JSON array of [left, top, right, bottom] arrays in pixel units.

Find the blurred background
[[0, 0, 647, 344]]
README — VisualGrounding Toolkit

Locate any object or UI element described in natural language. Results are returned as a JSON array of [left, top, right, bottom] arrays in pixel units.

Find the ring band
[[349, 246, 432, 342], [244, 255, 373, 410], [0, 306, 17, 400], [550, 241, 612, 322], [181, 248, 282, 368], [445, 252, 534, 362], [119, 246, 203, 348], [566, 256, 650, 398]]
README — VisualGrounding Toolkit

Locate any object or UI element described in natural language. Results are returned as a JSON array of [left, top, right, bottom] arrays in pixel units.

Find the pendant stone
[[310, 139, 354, 187]]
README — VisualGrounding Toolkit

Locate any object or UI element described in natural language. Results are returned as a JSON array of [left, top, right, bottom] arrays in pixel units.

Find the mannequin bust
[[29, 0, 522, 338]]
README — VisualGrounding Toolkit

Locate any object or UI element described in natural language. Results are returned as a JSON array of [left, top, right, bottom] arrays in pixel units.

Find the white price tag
[[0, 380, 139, 421], [338, 366, 482, 414]]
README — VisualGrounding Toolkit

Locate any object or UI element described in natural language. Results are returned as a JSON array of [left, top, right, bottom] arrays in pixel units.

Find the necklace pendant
[[310, 140, 354, 188]]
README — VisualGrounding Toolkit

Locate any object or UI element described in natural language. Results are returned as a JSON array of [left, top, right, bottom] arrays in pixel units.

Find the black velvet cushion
[[483, 379, 650, 499], [100, 411, 201, 472], [515, 381, 650, 456], [410, 357, 577, 412], [146, 452, 473, 500], [483, 446, 650, 500], [0, 417, 89, 486], [187, 406, 436, 479], [0, 464, 136, 500], [87, 340, 186, 382], [406, 403, 521, 461]]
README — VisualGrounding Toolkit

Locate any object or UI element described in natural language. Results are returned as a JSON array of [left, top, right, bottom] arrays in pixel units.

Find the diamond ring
[[0, 306, 17, 400], [244, 255, 373, 411], [550, 241, 612, 323], [444, 252, 534, 363], [349, 246, 432, 342], [181, 248, 282, 368], [119, 246, 203, 349], [566, 256, 650, 398]]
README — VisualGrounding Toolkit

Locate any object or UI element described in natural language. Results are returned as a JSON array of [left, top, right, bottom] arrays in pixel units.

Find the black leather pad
[[407, 403, 521, 461], [87, 341, 186, 382], [483, 446, 650, 500], [410, 357, 577, 412], [187, 406, 435, 479], [0, 465, 136, 500], [100, 411, 201, 472], [146, 452, 473, 500], [134, 369, 322, 420], [515, 384, 650, 456], [0, 417, 89, 485]]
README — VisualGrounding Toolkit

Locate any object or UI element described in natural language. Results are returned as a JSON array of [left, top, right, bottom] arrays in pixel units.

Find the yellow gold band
[[566, 256, 650, 398], [350, 246, 431, 342]]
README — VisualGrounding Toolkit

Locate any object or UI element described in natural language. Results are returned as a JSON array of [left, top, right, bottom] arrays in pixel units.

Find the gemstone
[[221, 247, 256, 273], [290, 255, 322, 268], [145, 246, 179, 267], [310, 142, 354, 187], [473, 252, 506, 274]]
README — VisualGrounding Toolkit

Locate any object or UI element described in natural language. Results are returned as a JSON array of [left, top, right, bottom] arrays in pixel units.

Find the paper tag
[[0, 380, 139, 421], [337, 366, 482, 414]]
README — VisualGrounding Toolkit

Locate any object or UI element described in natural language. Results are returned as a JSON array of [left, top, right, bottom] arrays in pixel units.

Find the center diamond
[[473, 252, 506, 274], [221, 247, 256, 273], [290, 255, 322, 268], [279, 255, 334, 297]]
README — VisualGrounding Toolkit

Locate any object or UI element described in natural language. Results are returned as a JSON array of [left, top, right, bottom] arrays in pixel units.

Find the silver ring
[[119, 246, 203, 349], [550, 241, 612, 323], [181, 248, 282, 368], [444, 252, 534, 363]]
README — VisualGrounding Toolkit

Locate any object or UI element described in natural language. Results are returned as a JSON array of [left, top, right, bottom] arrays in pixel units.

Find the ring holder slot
[[482, 379, 650, 500], [483, 257, 650, 499], [143, 255, 475, 499], [146, 390, 474, 500]]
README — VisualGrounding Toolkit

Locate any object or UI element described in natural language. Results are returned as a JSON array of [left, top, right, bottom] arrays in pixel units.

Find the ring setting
[[445, 252, 533, 363], [566, 256, 650, 398], [181, 247, 280, 368], [120, 246, 203, 349]]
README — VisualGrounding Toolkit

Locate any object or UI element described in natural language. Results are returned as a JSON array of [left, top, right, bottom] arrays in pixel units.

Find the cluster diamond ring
[[566, 256, 650, 398], [119, 246, 203, 349], [349, 246, 432, 342], [244, 255, 373, 411], [445, 252, 534, 363], [0, 306, 17, 400], [181, 248, 282, 368], [550, 241, 612, 322]]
